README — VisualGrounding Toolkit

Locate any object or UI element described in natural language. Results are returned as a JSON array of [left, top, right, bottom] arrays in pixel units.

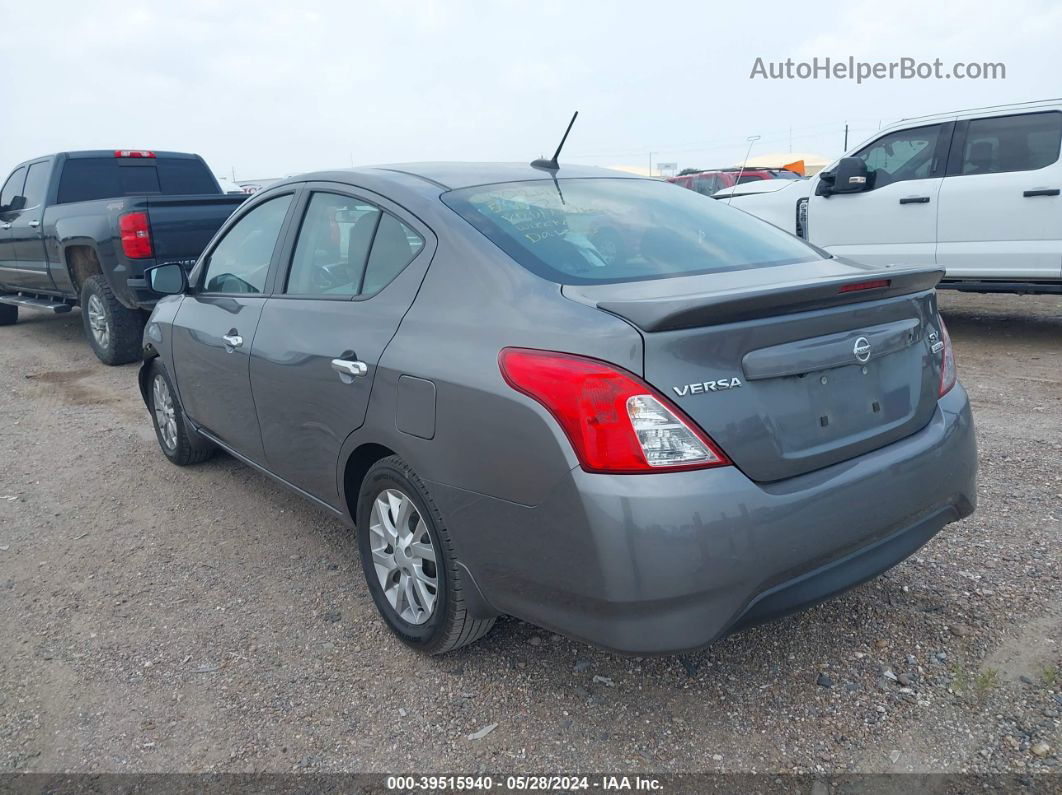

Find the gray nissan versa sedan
[[139, 162, 977, 655]]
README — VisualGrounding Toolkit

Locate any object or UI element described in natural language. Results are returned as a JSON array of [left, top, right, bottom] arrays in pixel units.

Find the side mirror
[[146, 262, 188, 295], [1, 195, 26, 213], [829, 157, 870, 194], [815, 170, 835, 196]]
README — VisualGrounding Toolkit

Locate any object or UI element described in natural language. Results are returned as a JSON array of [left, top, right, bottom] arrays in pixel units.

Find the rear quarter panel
[[44, 199, 128, 295]]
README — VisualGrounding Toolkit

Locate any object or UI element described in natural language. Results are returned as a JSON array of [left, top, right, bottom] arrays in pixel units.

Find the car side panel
[[339, 224, 645, 513]]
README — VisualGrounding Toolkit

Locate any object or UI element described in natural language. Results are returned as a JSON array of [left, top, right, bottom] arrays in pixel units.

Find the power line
[[571, 126, 881, 162], [568, 118, 884, 160]]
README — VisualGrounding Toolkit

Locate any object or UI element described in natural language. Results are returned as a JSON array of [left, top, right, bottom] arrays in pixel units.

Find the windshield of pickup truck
[[442, 177, 818, 285], [56, 157, 221, 204]]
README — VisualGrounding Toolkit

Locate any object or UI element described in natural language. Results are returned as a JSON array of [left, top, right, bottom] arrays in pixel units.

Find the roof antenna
[[531, 111, 579, 171]]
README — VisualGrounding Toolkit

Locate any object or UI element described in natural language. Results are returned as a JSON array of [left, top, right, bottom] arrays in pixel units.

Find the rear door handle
[[899, 196, 930, 204], [1023, 188, 1060, 197], [331, 358, 368, 380], [0, 223, 10, 230], [28, 220, 40, 228], [222, 333, 243, 349]]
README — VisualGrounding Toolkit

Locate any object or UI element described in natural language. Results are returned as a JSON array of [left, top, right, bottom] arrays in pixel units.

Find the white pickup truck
[[721, 99, 1062, 295]]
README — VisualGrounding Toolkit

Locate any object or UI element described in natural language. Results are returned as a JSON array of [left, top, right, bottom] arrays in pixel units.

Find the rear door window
[[953, 111, 1062, 175], [286, 193, 381, 296], [442, 177, 818, 285], [285, 191, 424, 298]]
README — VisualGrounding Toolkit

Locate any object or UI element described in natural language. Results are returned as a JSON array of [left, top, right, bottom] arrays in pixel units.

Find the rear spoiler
[[595, 267, 944, 332]]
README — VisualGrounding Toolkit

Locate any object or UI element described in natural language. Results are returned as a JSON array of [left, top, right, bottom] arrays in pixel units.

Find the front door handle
[[28, 220, 40, 228], [1023, 188, 1060, 197], [222, 333, 243, 349], [331, 358, 368, 379], [899, 196, 930, 204]]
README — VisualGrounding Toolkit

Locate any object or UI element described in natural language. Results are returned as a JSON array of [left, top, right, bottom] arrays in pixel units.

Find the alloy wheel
[[152, 374, 178, 451], [86, 294, 109, 348], [368, 488, 438, 624]]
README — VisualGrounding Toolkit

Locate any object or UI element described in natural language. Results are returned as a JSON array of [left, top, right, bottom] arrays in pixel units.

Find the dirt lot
[[0, 291, 1059, 778]]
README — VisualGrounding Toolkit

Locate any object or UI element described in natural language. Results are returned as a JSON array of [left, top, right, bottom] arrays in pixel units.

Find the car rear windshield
[[56, 157, 220, 204], [441, 178, 818, 284]]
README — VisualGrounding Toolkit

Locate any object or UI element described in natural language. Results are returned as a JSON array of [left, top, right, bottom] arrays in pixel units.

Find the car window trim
[[194, 189, 299, 297], [931, 121, 956, 180], [945, 120, 970, 177], [944, 110, 1062, 178], [269, 182, 430, 303]]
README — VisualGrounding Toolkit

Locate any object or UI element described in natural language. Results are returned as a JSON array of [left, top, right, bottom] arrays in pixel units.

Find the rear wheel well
[[65, 246, 103, 295], [343, 443, 396, 523]]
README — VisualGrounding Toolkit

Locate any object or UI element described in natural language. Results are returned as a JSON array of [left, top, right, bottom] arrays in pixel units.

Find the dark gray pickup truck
[[0, 150, 245, 364]]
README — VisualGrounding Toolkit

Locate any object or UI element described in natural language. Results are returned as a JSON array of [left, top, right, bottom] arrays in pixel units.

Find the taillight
[[938, 317, 956, 396], [498, 348, 730, 474], [114, 150, 156, 158], [119, 211, 153, 259], [839, 279, 891, 293]]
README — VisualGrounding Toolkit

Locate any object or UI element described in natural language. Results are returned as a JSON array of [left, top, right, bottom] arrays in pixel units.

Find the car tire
[[80, 274, 144, 365], [357, 455, 495, 654], [0, 302, 16, 326], [147, 360, 215, 466]]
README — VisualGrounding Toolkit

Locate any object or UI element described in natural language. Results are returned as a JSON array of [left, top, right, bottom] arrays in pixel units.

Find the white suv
[[724, 100, 1062, 295]]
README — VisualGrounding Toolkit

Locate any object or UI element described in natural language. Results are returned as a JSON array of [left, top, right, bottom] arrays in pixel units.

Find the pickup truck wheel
[[0, 302, 16, 326], [147, 360, 215, 466], [80, 275, 144, 365], [357, 456, 496, 654]]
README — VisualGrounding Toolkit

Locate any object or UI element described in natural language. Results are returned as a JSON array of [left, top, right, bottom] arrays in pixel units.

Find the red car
[[668, 167, 802, 196]]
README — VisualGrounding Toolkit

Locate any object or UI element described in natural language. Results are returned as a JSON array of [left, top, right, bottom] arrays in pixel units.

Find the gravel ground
[[0, 291, 1059, 778]]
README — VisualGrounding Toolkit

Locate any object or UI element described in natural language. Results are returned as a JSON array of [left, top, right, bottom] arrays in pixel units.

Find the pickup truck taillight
[[119, 211, 153, 258]]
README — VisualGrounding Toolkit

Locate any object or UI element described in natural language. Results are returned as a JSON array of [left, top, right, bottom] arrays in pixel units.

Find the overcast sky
[[2, 0, 1059, 184]]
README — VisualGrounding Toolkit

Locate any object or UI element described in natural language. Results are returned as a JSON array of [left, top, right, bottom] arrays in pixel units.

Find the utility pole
[[648, 152, 654, 177], [789, 126, 792, 153], [843, 123, 848, 151]]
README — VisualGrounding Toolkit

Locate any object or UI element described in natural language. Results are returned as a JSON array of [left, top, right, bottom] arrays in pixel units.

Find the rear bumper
[[126, 275, 160, 311], [429, 385, 977, 654]]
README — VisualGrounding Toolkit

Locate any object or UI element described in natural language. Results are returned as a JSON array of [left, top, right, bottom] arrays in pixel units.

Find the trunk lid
[[564, 260, 946, 482]]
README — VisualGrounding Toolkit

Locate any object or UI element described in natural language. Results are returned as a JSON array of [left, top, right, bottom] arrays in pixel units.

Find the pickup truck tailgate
[[145, 194, 245, 262]]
